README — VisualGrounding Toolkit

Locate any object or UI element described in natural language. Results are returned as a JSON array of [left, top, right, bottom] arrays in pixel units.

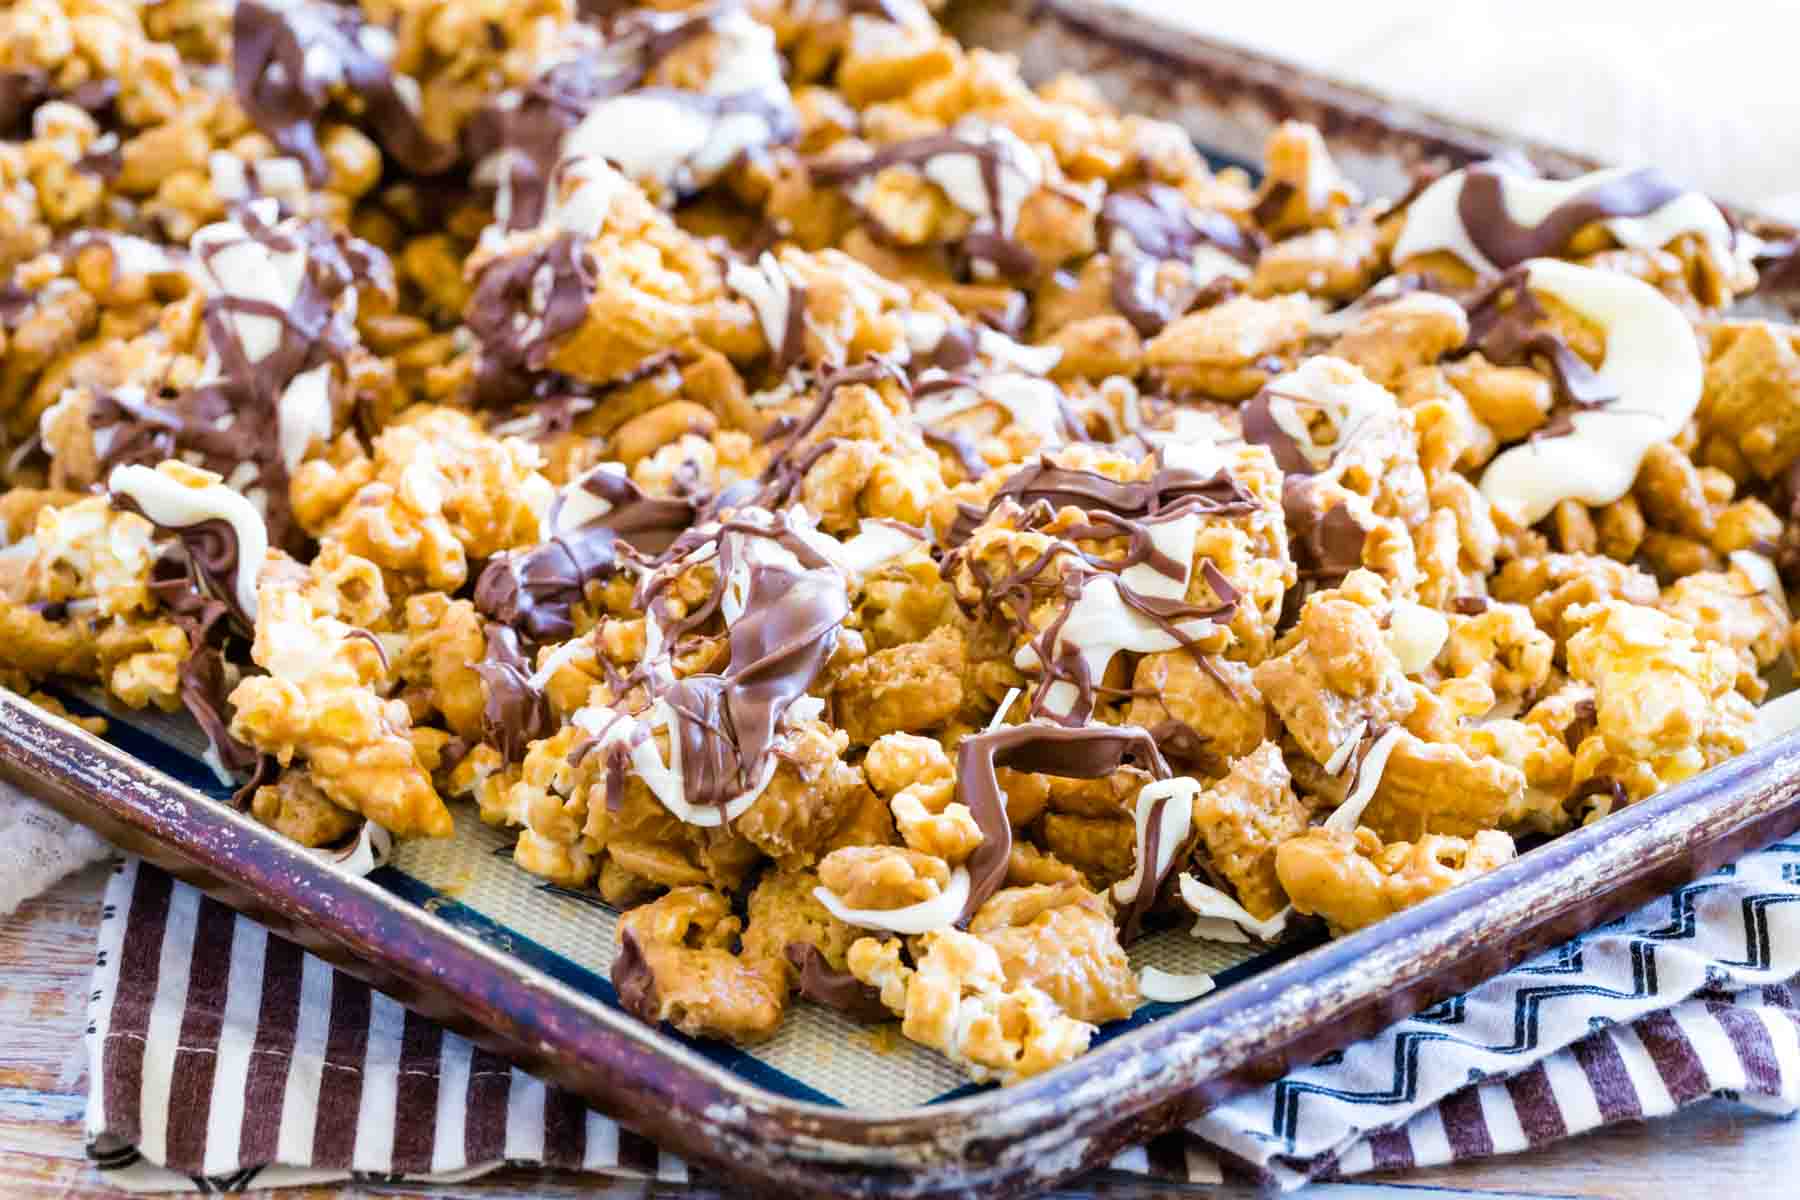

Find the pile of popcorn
[[5, 0, 1800, 1085]]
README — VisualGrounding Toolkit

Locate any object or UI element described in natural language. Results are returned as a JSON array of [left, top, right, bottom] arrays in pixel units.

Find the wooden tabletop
[[3, 863, 1795, 1199]]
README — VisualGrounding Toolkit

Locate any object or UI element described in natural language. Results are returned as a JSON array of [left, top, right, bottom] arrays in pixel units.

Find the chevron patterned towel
[[84, 842, 1800, 1193]]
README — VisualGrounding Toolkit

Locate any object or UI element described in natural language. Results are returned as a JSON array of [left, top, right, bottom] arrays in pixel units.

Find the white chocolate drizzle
[[1176, 873, 1291, 944], [1394, 165, 1733, 275], [815, 866, 971, 935], [107, 463, 269, 621], [1014, 511, 1210, 718], [1111, 776, 1199, 907], [1260, 356, 1398, 472], [1323, 726, 1407, 833], [557, 7, 791, 199], [189, 199, 348, 473], [725, 251, 797, 358], [1137, 966, 1216, 1003], [1477, 258, 1702, 526]]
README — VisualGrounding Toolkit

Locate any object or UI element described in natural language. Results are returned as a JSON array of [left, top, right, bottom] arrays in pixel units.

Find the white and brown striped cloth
[[85, 841, 1800, 1193]]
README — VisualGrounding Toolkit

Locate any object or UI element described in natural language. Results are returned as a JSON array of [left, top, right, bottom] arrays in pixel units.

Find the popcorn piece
[[732, 720, 867, 868], [297, 405, 553, 595], [818, 844, 951, 910], [1276, 826, 1516, 935], [1699, 319, 1800, 480], [864, 731, 982, 864], [1145, 293, 1315, 399], [613, 887, 786, 1044], [832, 624, 965, 744], [228, 562, 451, 838], [1563, 599, 1755, 799], [1439, 602, 1554, 701], [1356, 730, 1525, 843], [847, 931, 1095, 1084], [967, 882, 1138, 1023]]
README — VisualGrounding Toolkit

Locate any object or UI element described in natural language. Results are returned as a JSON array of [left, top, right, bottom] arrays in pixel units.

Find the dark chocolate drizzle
[[953, 452, 1258, 543], [1282, 478, 1368, 585], [1100, 184, 1261, 335], [809, 133, 1041, 281], [784, 943, 889, 1022], [470, 6, 795, 230], [1, 70, 118, 139], [611, 929, 659, 1025], [476, 470, 696, 644], [953, 722, 1171, 925], [109, 496, 253, 635], [1458, 266, 1617, 411], [943, 452, 1249, 722], [233, 0, 457, 183], [464, 51, 643, 231], [1753, 237, 1800, 296], [473, 625, 559, 763], [1115, 791, 1174, 944], [466, 232, 596, 374], [144, 553, 273, 801], [1456, 163, 1692, 269], [0, 70, 49, 137], [553, 509, 851, 820], [655, 547, 848, 811]]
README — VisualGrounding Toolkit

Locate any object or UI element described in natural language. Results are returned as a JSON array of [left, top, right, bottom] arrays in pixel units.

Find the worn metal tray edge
[[953, 0, 1800, 244], [10, 3, 1800, 1194], [9, 684, 1800, 1197]]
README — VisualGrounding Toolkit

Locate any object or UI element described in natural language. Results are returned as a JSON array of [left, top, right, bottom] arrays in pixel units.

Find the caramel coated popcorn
[[9, 0, 1799, 1088]]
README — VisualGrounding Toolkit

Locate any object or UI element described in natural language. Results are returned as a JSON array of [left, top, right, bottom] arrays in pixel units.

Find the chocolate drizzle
[[93, 210, 393, 547], [466, 232, 596, 374], [469, 7, 794, 229], [1241, 387, 1313, 477], [145, 554, 273, 801], [655, 545, 848, 811], [954, 722, 1171, 925], [943, 452, 1249, 721], [611, 929, 659, 1025], [553, 509, 852, 818], [1282, 479, 1368, 585], [1753, 237, 1800, 296], [957, 453, 1259, 542], [476, 471, 696, 644], [1115, 791, 1175, 943], [1100, 184, 1261, 335], [1457, 163, 1691, 269], [110, 497, 253, 634], [809, 133, 1040, 281], [784, 943, 888, 1022], [0, 70, 118, 138], [473, 625, 559, 763], [465, 51, 643, 231], [0, 70, 49, 136], [1458, 267, 1616, 412], [233, 0, 457, 183]]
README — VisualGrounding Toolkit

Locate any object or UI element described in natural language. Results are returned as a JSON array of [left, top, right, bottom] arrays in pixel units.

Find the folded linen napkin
[[84, 839, 1800, 1192]]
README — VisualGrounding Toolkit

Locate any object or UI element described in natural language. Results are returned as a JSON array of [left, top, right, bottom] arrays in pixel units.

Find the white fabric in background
[[0, 779, 109, 914], [1117, 0, 1800, 220]]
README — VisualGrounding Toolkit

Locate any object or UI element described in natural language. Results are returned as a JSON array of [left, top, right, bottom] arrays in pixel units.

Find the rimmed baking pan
[[10, 0, 1800, 1195]]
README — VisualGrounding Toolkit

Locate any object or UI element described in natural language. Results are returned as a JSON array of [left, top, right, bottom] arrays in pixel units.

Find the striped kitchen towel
[[85, 841, 1800, 1193]]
